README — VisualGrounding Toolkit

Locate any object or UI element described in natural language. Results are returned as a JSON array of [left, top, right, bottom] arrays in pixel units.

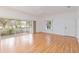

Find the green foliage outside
[[0, 19, 32, 36]]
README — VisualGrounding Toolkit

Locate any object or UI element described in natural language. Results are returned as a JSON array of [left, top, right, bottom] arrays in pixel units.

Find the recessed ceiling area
[[7, 6, 78, 16]]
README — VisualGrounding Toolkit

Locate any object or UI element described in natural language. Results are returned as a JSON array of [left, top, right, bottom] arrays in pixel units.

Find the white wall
[[36, 20, 42, 32], [77, 8, 79, 39], [77, 17, 79, 39], [38, 12, 77, 36], [35, 19, 45, 32], [53, 12, 77, 36]]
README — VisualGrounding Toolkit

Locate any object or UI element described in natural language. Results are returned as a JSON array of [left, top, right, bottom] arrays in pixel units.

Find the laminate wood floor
[[0, 32, 79, 53]]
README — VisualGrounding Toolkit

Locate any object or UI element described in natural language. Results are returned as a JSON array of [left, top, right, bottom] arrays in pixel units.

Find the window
[[0, 18, 33, 36], [16, 20, 32, 33], [0, 18, 16, 36], [46, 20, 53, 30]]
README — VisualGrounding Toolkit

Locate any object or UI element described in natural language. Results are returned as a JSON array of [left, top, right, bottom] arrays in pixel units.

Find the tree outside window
[[0, 18, 33, 36]]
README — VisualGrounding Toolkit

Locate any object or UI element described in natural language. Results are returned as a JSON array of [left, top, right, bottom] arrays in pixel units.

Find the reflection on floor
[[0, 32, 79, 53]]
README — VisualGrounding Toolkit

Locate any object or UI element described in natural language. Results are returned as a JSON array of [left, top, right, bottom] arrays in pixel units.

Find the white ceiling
[[7, 6, 78, 16]]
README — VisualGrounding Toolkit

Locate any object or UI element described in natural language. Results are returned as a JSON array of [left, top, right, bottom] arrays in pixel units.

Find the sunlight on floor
[[21, 34, 33, 45], [1, 37, 15, 48], [1, 33, 33, 48]]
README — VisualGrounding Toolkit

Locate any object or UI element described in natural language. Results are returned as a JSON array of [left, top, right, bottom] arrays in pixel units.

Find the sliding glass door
[[0, 18, 16, 36], [0, 18, 33, 36], [15, 20, 32, 33]]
